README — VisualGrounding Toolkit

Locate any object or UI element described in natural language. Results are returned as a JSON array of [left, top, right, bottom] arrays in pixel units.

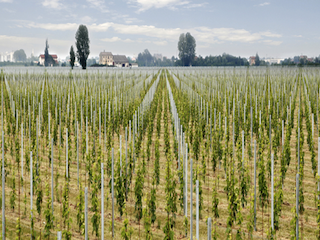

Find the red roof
[[39, 54, 58, 59]]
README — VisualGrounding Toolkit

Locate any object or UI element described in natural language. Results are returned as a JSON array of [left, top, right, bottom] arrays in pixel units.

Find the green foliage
[[70, 45, 75, 70], [62, 181, 72, 239], [121, 218, 133, 240], [10, 169, 16, 211], [235, 204, 243, 240], [178, 32, 196, 66], [154, 138, 160, 185], [15, 217, 21, 240], [317, 195, 320, 239], [75, 25, 90, 69], [30, 211, 35, 240], [163, 153, 177, 239], [183, 216, 188, 237], [36, 175, 43, 217], [76, 183, 85, 234], [134, 162, 144, 221], [290, 206, 298, 240], [115, 153, 125, 218], [91, 162, 100, 237], [44, 181, 54, 239], [212, 180, 219, 219], [143, 194, 153, 239], [247, 193, 255, 239], [225, 171, 239, 233], [258, 153, 269, 210], [149, 187, 157, 225]]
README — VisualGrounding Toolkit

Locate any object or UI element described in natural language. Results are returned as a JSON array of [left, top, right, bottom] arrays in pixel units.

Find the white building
[[264, 58, 284, 64], [0, 51, 14, 62]]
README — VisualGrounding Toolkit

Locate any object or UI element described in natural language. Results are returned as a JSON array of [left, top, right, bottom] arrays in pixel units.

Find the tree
[[255, 53, 260, 66], [70, 46, 75, 69], [44, 39, 50, 67], [75, 25, 90, 69], [178, 32, 196, 66], [13, 49, 27, 62], [137, 49, 154, 66]]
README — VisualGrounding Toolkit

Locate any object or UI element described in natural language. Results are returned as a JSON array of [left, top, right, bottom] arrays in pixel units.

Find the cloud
[[0, 0, 13, 2], [0, 35, 70, 50], [42, 0, 63, 9], [154, 40, 168, 46], [263, 40, 282, 46], [101, 37, 137, 43], [129, 0, 190, 12], [81, 16, 96, 23], [27, 21, 282, 45], [259, 31, 281, 38], [259, 2, 270, 6], [184, 3, 207, 9], [86, 0, 109, 12], [28, 22, 78, 31], [294, 35, 303, 38]]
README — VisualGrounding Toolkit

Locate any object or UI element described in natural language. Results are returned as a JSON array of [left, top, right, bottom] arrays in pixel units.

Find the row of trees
[[44, 25, 90, 69]]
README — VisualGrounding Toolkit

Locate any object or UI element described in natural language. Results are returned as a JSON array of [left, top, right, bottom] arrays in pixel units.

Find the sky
[[0, 0, 319, 60]]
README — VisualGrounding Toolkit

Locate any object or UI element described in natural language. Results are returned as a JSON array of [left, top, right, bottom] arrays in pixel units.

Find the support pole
[[85, 187, 88, 240], [101, 163, 104, 240], [190, 158, 193, 240]]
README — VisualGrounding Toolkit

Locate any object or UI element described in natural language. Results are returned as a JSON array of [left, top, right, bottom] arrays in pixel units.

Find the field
[[0, 66, 319, 239]]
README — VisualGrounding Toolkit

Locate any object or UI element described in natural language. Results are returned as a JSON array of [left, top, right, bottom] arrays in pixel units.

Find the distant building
[[300, 55, 307, 60], [130, 63, 139, 68], [113, 55, 129, 67], [99, 51, 113, 65], [39, 54, 58, 65], [0, 51, 14, 62], [264, 58, 284, 64], [99, 51, 130, 67], [249, 56, 256, 65]]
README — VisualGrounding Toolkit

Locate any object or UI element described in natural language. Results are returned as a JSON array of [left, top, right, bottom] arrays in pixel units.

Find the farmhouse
[[113, 55, 129, 67], [39, 54, 58, 66], [99, 51, 130, 67], [99, 51, 113, 65]]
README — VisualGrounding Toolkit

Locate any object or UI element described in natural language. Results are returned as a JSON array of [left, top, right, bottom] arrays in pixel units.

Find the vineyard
[[0, 66, 320, 239]]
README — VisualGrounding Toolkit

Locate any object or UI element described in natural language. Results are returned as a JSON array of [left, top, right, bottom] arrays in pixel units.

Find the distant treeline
[[190, 54, 248, 66], [136, 49, 249, 67]]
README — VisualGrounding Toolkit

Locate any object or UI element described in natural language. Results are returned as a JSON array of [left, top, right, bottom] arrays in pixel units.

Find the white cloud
[[28, 22, 78, 31], [129, 0, 190, 12], [27, 21, 282, 46], [154, 40, 168, 46], [0, 0, 13, 3], [259, 31, 281, 38], [101, 37, 136, 43], [42, 0, 63, 9], [259, 2, 270, 6], [294, 35, 303, 38], [263, 40, 282, 46], [86, 0, 109, 12], [184, 3, 207, 9], [81, 16, 96, 23], [0, 35, 70, 53]]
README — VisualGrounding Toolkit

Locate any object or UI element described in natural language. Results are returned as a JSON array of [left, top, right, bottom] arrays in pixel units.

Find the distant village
[[1, 49, 320, 67], [0, 50, 139, 68]]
